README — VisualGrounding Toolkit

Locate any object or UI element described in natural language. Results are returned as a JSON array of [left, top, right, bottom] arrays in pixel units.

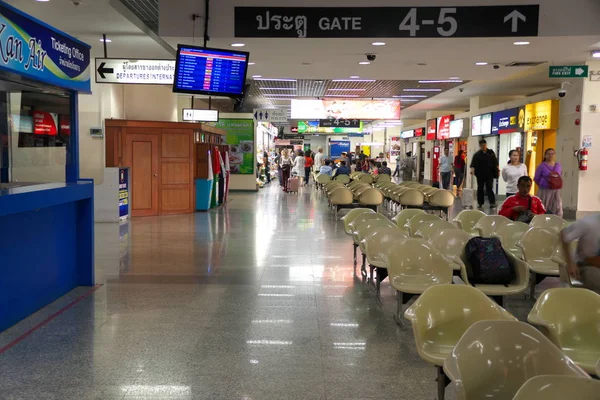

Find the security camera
[[459, 88, 464, 93], [71, 0, 82, 5], [366, 54, 376, 62], [493, 64, 500, 70], [558, 88, 567, 98]]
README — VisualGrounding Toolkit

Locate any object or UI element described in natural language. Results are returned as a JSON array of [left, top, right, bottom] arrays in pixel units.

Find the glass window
[[0, 75, 71, 186]]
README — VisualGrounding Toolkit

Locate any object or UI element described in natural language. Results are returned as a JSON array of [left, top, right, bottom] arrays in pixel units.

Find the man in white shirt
[[561, 214, 600, 293], [438, 148, 453, 190], [313, 147, 324, 173]]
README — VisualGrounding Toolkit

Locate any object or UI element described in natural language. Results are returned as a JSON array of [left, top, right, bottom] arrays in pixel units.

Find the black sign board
[[319, 118, 361, 128], [235, 6, 539, 38], [284, 134, 305, 139]]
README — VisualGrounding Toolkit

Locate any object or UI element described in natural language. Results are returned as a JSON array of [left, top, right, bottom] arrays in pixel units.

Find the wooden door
[[125, 134, 159, 217], [160, 130, 195, 215]]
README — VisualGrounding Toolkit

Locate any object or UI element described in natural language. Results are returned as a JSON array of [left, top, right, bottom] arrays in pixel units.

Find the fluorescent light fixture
[[261, 285, 295, 288], [251, 320, 293, 324], [358, 61, 371, 65], [246, 340, 293, 345], [475, 62, 488, 66], [323, 95, 360, 98], [372, 42, 386, 46], [418, 80, 463, 83], [327, 88, 366, 91], [330, 323, 360, 327], [449, 76, 460, 79], [100, 38, 112, 43], [403, 88, 442, 92], [332, 79, 375, 82], [393, 95, 427, 98], [231, 43, 245, 47], [513, 41, 530, 46], [263, 94, 297, 97], [395, 99, 419, 102], [122, 386, 191, 396], [259, 87, 297, 90], [254, 78, 297, 82], [350, 75, 360, 79], [267, 98, 294, 100], [248, 62, 256, 65], [592, 51, 600, 58], [35, 0, 51, 2], [257, 293, 294, 297], [252, 75, 262, 78]]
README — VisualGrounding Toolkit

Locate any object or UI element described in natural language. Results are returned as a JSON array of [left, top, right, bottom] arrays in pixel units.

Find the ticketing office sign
[[235, 6, 539, 38], [95, 59, 175, 85], [0, 2, 91, 92]]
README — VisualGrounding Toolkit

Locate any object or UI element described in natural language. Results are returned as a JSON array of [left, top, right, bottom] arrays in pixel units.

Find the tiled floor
[[0, 181, 552, 399]]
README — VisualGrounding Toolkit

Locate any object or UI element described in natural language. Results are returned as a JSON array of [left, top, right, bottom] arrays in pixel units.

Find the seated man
[[333, 161, 351, 177], [378, 161, 392, 176], [319, 159, 333, 176], [561, 214, 600, 293], [498, 176, 546, 221]]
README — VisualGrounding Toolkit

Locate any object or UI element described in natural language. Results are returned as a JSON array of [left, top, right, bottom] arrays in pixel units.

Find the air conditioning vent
[[505, 61, 547, 67]]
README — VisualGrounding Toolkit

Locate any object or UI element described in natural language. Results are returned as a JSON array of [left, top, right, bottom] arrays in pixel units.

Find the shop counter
[[0, 182, 94, 332]]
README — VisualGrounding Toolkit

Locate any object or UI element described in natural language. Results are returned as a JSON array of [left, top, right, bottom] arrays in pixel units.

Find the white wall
[[123, 85, 178, 122]]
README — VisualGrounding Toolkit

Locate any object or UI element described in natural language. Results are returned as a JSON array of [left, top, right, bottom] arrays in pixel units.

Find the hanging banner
[[235, 6, 539, 38], [0, 2, 91, 92]]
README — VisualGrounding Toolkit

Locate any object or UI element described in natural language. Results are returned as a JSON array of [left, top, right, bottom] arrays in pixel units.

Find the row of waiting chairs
[[376, 180, 456, 219], [322, 180, 385, 213], [341, 207, 599, 399]]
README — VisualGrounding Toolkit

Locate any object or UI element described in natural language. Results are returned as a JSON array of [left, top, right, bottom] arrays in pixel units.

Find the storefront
[[0, 2, 94, 332], [524, 100, 559, 192], [492, 107, 526, 196], [413, 128, 425, 183], [426, 118, 439, 184]]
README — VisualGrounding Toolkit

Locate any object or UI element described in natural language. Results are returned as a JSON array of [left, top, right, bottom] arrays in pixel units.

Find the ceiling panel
[[119, 0, 159, 33]]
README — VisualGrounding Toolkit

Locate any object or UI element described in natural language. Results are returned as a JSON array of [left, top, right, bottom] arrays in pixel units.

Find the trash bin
[[196, 178, 213, 211]]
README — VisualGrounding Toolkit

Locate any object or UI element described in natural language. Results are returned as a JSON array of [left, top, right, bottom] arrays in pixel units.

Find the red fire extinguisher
[[578, 148, 589, 171]]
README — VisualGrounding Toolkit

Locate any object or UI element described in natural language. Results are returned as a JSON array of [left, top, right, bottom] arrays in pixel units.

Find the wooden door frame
[[124, 133, 159, 217]]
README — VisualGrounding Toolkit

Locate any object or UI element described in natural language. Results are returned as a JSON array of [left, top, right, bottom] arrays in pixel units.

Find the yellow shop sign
[[525, 100, 559, 131]]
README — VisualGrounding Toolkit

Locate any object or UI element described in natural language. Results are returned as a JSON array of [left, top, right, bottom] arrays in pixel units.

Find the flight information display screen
[[173, 45, 250, 97]]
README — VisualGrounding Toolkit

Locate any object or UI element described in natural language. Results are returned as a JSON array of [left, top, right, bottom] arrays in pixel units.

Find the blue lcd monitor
[[173, 45, 250, 97]]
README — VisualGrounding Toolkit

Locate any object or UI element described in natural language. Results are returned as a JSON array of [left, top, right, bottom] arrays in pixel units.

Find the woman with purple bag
[[534, 148, 563, 217]]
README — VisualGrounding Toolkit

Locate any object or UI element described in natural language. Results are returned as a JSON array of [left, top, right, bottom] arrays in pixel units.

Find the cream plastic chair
[[315, 173, 331, 188], [348, 213, 388, 262], [404, 285, 516, 400], [362, 228, 408, 297], [491, 222, 529, 259], [376, 174, 392, 183], [421, 187, 438, 197], [413, 220, 458, 242], [385, 239, 453, 322], [427, 190, 456, 220], [398, 188, 425, 211], [443, 320, 589, 400], [473, 215, 511, 237], [358, 174, 374, 184], [429, 229, 474, 272], [453, 209, 486, 235], [550, 241, 583, 287], [329, 187, 354, 213], [517, 227, 560, 299], [513, 376, 599, 400], [392, 209, 426, 234], [530, 214, 567, 233], [404, 213, 441, 237], [354, 219, 396, 281], [341, 208, 374, 236], [333, 174, 351, 184], [358, 188, 384, 211], [527, 288, 600, 375]]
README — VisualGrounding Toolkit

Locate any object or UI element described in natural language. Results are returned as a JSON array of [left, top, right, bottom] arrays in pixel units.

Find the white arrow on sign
[[576, 67, 586, 76], [95, 58, 175, 85], [504, 10, 526, 33]]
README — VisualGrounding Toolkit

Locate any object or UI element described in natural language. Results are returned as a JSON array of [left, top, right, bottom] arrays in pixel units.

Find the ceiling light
[[418, 80, 463, 83], [372, 42, 386, 46], [231, 43, 245, 47], [592, 51, 600, 58], [449, 76, 460, 79], [323, 95, 360, 98], [350, 76, 360, 79], [252, 75, 262, 78], [266, 98, 294, 101], [475, 62, 488, 66], [254, 78, 297, 82], [36, 0, 50, 2], [513, 41, 530, 46], [263, 94, 297, 97], [248, 62, 256, 65], [327, 89, 366, 91], [393, 95, 427, 98], [358, 61, 370, 65], [100, 38, 112, 43], [333, 79, 375, 82], [394, 98, 419, 102], [259, 88, 297, 90], [403, 88, 442, 92]]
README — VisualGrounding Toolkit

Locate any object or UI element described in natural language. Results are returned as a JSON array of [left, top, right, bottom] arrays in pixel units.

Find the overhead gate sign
[[235, 6, 539, 38], [95, 58, 175, 85]]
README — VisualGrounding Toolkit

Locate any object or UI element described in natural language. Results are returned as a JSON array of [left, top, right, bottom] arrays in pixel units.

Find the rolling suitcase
[[462, 188, 476, 209], [287, 177, 299, 193]]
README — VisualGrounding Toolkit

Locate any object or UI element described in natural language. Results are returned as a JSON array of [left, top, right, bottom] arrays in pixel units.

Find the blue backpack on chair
[[465, 237, 514, 285]]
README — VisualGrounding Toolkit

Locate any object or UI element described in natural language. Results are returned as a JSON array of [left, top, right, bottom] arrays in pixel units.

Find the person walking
[[400, 151, 415, 182], [393, 153, 402, 177], [501, 150, 527, 197], [534, 148, 563, 217], [274, 150, 283, 187], [439, 148, 453, 190], [313, 147, 324, 173], [453, 150, 466, 195], [304, 150, 314, 185], [293, 150, 306, 185], [280, 149, 292, 192], [561, 212, 600, 293], [470, 139, 499, 209], [263, 151, 271, 184]]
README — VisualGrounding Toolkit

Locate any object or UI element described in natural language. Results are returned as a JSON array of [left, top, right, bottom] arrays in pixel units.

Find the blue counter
[[0, 182, 94, 332]]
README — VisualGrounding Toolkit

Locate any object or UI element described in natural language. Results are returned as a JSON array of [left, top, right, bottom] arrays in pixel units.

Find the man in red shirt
[[499, 176, 546, 221]]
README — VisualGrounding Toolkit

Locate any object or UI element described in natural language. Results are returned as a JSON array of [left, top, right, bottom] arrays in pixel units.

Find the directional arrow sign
[[549, 65, 589, 78], [95, 58, 175, 84], [504, 10, 526, 33]]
